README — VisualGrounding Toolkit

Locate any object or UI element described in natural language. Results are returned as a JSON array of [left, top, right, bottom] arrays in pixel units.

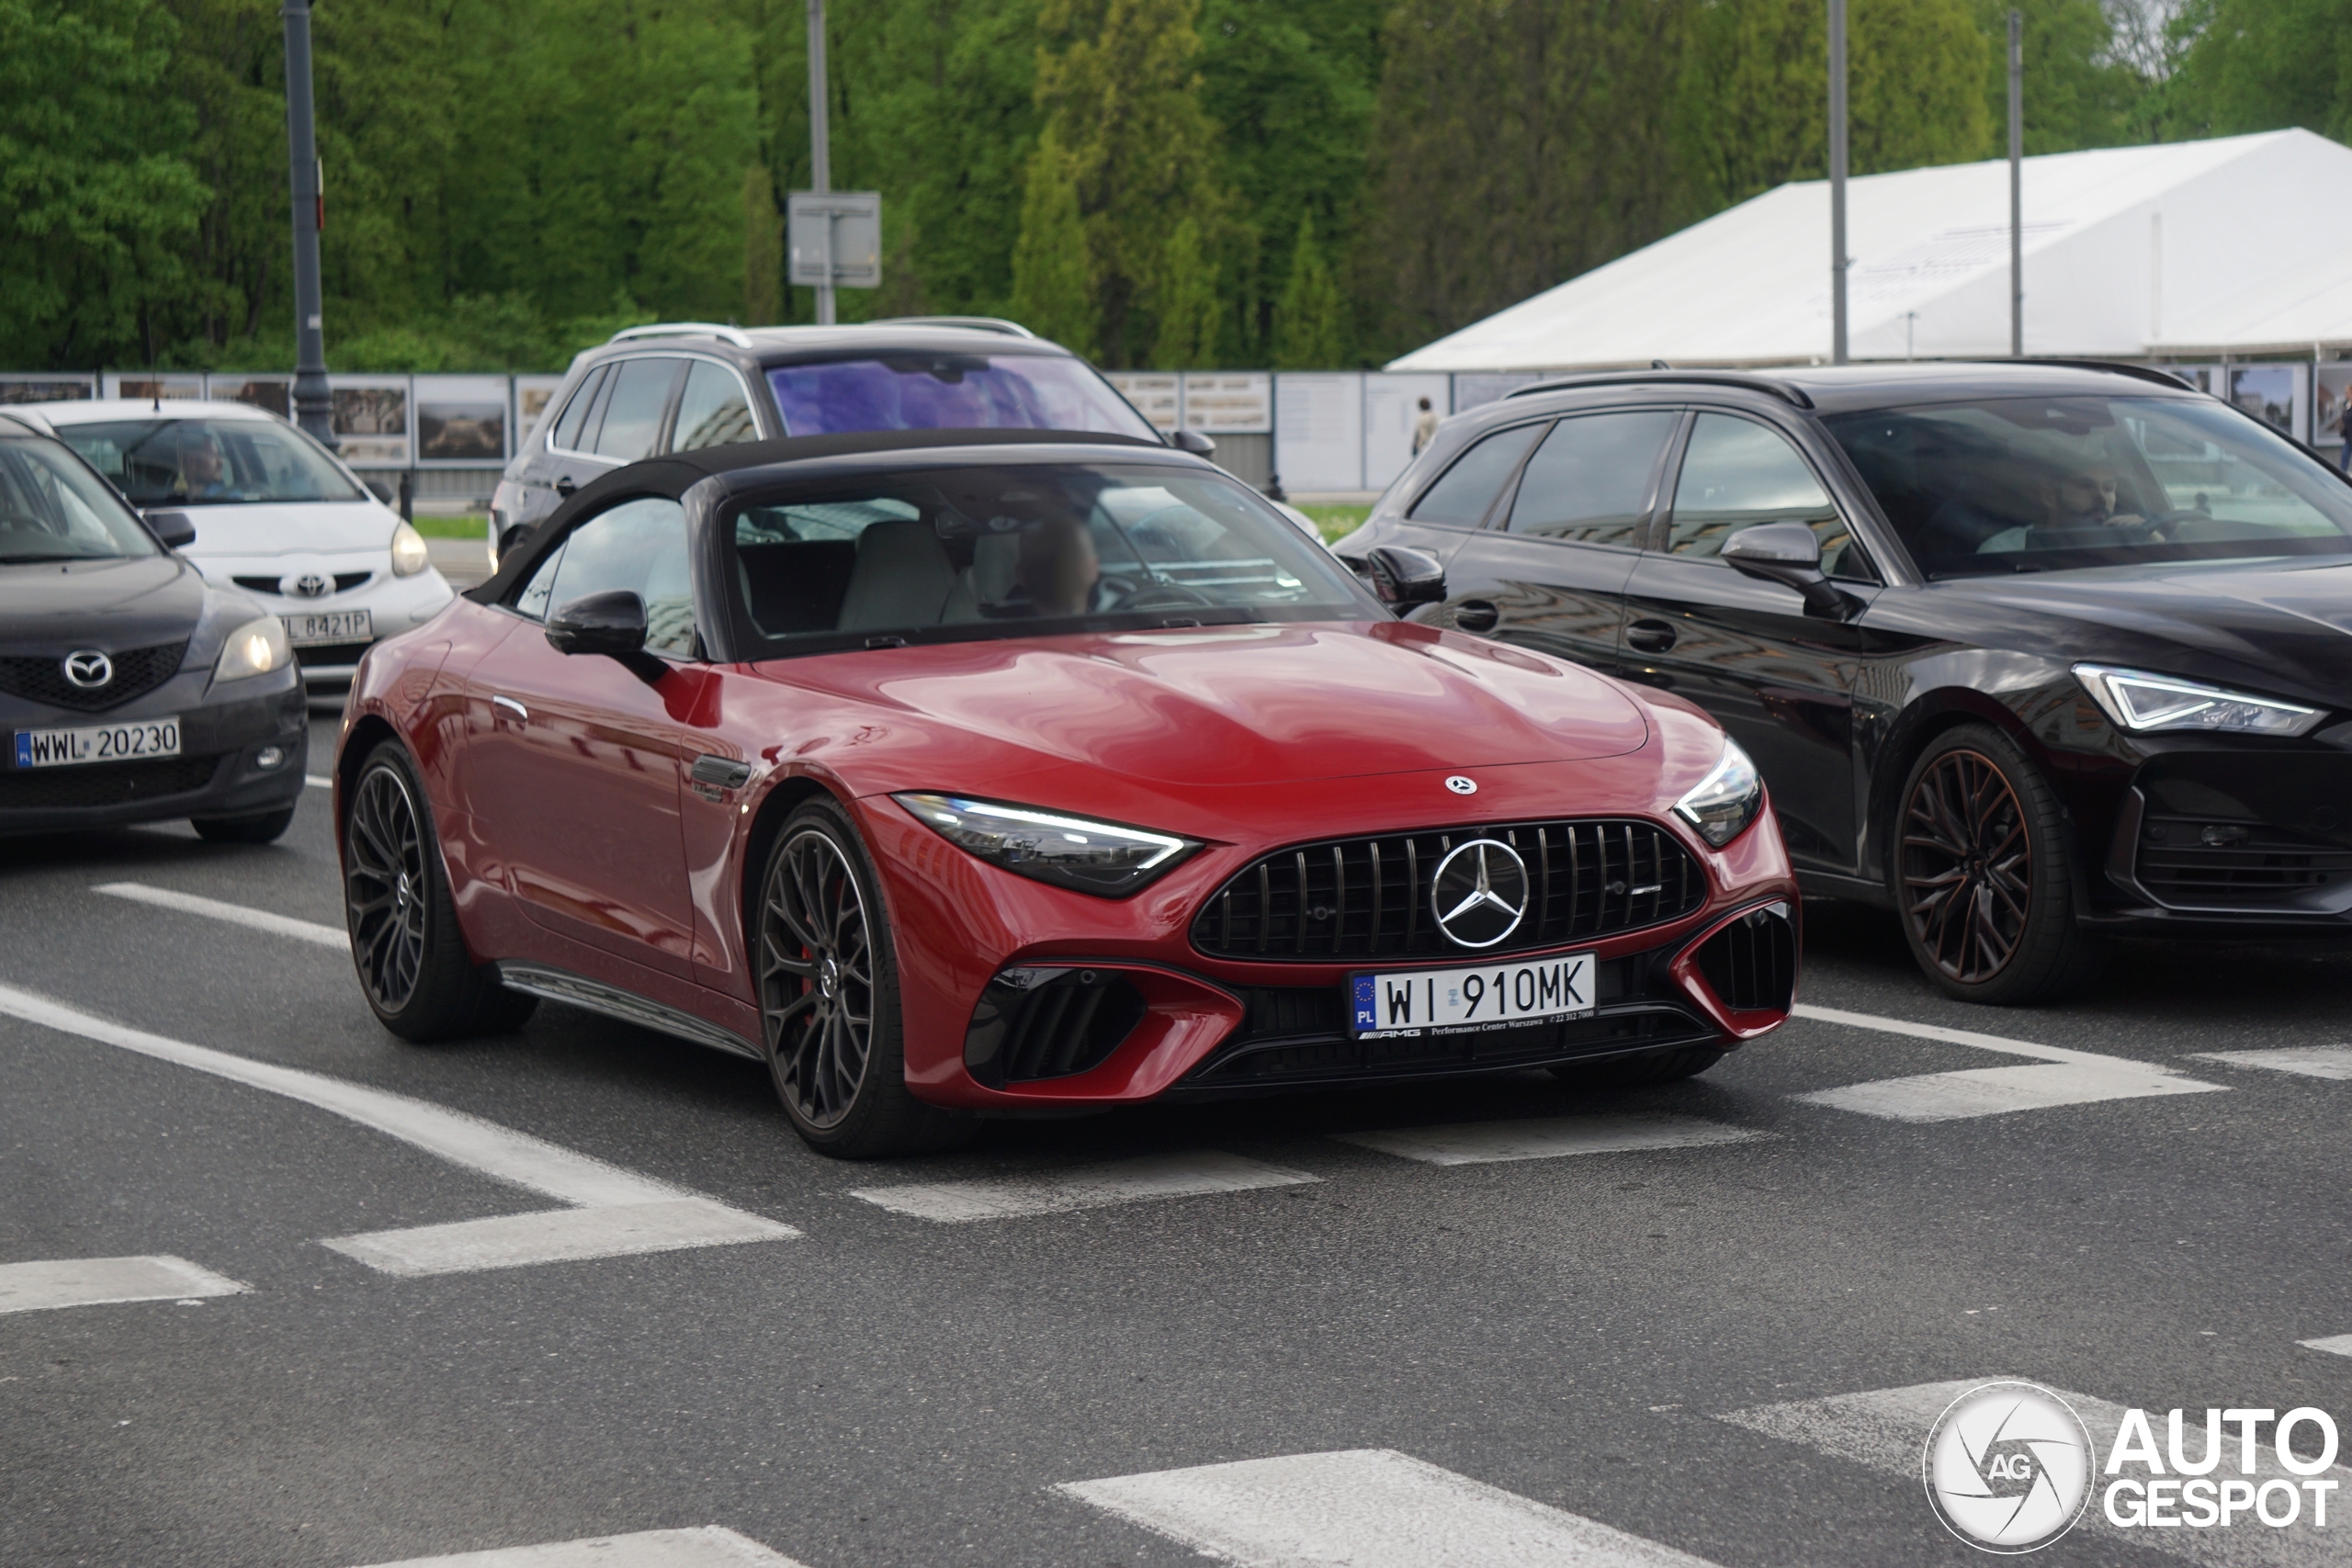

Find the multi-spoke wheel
[[1892, 725, 2102, 1005], [342, 741, 534, 1040], [755, 797, 972, 1157]]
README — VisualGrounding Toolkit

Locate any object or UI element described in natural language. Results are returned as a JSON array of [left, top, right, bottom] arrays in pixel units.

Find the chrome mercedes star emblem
[[1430, 838, 1530, 949], [62, 649, 112, 689], [1444, 775, 1477, 795]]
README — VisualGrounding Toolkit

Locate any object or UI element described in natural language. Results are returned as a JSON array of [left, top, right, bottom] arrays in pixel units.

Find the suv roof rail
[[608, 321, 756, 349], [2018, 357, 2205, 392], [869, 315, 1037, 339], [1504, 370, 1815, 410]]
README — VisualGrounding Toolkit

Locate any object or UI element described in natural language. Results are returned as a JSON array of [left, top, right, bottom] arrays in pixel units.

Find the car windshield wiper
[[0, 552, 110, 564]]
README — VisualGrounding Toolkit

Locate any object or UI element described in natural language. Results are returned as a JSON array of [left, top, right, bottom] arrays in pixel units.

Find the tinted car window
[[1506, 412, 1678, 546], [547, 496, 695, 656], [515, 541, 565, 621], [0, 437, 158, 560], [673, 361, 757, 451], [1668, 413, 1864, 574], [1826, 395, 2352, 580], [59, 417, 364, 505], [1408, 423, 1544, 527], [764, 354, 1157, 439], [592, 359, 681, 462], [550, 367, 605, 452]]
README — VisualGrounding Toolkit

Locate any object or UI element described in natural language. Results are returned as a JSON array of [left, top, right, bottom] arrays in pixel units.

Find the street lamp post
[[1828, 0, 1849, 366], [808, 0, 835, 327], [2009, 8, 2025, 359], [282, 0, 334, 447]]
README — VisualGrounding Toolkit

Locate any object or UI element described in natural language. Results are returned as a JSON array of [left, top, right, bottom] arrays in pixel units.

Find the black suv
[[1341, 362, 2352, 1003], [489, 318, 1197, 562]]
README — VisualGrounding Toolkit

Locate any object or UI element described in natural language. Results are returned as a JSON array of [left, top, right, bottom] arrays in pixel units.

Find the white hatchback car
[[18, 400, 452, 700]]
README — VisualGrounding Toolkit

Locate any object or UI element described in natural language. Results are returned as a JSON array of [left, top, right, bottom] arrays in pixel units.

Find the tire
[[1550, 1043, 1725, 1089], [191, 807, 296, 844], [1890, 723, 2106, 1005], [342, 741, 536, 1041], [755, 796, 973, 1158]]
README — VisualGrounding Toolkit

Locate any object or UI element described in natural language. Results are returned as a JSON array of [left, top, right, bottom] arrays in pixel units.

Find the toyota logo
[[1430, 838, 1529, 949], [62, 650, 113, 689], [285, 572, 330, 599]]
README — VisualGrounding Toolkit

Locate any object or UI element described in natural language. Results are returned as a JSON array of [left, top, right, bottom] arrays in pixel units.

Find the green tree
[[1969, 0, 2144, 153], [1273, 213, 1344, 368], [2154, 0, 2352, 142], [1009, 126, 1098, 355], [1151, 216, 1220, 366], [744, 165, 784, 324]]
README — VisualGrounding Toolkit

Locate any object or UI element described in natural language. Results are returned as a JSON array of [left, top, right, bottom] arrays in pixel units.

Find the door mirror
[[1170, 428, 1216, 457], [546, 589, 667, 682], [1343, 545, 1447, 612], [1721, 523, 1852, 619], [494, 522, 533, 569], [143, 509, 196, 549]]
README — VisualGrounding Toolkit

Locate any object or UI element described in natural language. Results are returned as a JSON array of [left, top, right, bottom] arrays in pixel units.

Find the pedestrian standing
[[1410, 397, 1439, 457]]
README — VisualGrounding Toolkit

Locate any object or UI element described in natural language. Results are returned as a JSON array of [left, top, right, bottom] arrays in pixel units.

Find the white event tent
[[1387, 130, 2352, 374]]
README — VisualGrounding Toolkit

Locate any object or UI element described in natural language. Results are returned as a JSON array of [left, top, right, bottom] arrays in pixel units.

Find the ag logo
[[1924, 1381, 2093, 1553]]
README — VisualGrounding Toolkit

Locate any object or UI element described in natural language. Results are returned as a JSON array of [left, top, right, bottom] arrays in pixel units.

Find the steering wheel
[[2139, 507, 2212, 542], [1101, 574, 1212, 611]]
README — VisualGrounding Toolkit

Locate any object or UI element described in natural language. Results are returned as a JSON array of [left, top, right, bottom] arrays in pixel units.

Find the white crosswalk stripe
[[352, 1526, 805, 1567], [1336, 1112, 1763, 1166], [0, 1255, 247, 1314], [2191, 1047, 2352, 1081], [0, 984, 798, 1276], [851, 1150, 1317, 1223], [1790, 1002, 2225, 1121], [306, 774, 333, 790], [94, 880, 349, 950], [2299, 1336, 2352, 1358], [1721, 1378, 2352, 1566], [1060, 1448, 1724, 1567]]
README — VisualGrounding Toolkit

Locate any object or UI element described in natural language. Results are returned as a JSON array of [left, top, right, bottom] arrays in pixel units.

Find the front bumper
[[2095, 743, 2352, 935], [0, 673, 308, 834], [225, 569, 455, 696]]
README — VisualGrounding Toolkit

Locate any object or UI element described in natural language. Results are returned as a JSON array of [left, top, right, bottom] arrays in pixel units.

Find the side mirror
[[1722, 522, 1852, 619], [546, 589, 666, 682], [1170, 428, 1216, 457], [1347, 545, 1446, 612], [143, 509, 197, 549], [494, 522, 532, 568]]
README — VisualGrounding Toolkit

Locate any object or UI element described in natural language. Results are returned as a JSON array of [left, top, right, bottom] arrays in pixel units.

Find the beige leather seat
[[836, 519, 956, 631]]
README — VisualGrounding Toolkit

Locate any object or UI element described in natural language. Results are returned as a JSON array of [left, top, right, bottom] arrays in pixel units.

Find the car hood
[[1914, 557, 2352, 705], [760, 620, 1652, 787], [175, 500, 399, 558], [0, 554, 207, 652]]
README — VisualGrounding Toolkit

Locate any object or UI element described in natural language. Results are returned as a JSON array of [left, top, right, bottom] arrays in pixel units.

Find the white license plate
[[1350, 952, 1595, 1039], [14, 716, 181, 769], [284, 609, 370, 647]]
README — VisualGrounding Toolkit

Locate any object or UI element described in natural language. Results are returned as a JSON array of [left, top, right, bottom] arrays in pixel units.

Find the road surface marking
[[2191, 1047, 2352, 1081], [1335, 1112, 1764, 1166], [2300, 1335, 2352, 1358], [1059, 1448, 1724, 1567], [353, 1526, 805, 1567], [324, 1200, 795, 1277], [1790, 1002, 2223, 1122], [93, 881, 347, 950], [1721, 1378, 2350, 1566], [0, 1255, 246, 1314], [851, 1150, 1317, 1223], [307, 774, 333, 790], [0, 983, 797, 1275]]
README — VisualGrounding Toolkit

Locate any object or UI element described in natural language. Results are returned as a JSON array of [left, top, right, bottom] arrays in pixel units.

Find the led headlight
[[1673, 737, 1764, 848], [213, 615, 291, 682], [2074, 664, 2324, 739], [390, 520, 430, 577], [894, 793, 1199, 897]]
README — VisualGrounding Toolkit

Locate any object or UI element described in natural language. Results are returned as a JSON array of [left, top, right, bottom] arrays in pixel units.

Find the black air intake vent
[[2136, 815, 2352, 908], [0, 641, 187, 713], [964, 966, 1148, 1087], [1692, 904, 1797, 1013], [1193, 818, 1705, 962]]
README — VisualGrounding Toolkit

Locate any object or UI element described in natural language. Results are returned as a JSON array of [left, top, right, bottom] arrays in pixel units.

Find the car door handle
[[554, 477, 576, 499], [1453, 599, 1500, 634], [492, 694, 528, 723], [1625, 619, 1679, 653]]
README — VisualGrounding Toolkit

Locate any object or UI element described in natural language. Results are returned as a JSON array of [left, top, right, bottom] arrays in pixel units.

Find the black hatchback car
[[0, 414, 308, 840], [1340, 362, 2352, 1003]]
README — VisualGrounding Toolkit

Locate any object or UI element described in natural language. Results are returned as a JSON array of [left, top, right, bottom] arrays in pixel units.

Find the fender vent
[[964, 967, 1148, 1087], [1693, 905, 1797, 1013]]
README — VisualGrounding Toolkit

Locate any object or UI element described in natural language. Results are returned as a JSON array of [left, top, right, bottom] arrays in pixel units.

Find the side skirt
[[494, 961, 764, 1063]]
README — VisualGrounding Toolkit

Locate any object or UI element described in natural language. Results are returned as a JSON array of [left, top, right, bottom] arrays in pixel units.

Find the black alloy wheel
[[342, 741, 534, 1041], [755, 797, 972, 1157], [1893, 724, 2103, 1005]]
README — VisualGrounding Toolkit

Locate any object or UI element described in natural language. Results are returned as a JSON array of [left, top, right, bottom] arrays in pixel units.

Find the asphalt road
[[6, 715, 2352, 1567]]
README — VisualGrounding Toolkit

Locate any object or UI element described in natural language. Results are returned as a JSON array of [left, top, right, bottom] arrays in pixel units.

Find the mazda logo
[[285, 572, 330, 599], [1430, 838, 1529, 949], [62, 650, 113, 689]]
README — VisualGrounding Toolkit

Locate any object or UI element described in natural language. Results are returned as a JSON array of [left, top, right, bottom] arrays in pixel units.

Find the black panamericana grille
[[0, 641, 188, 712], [0, 753, 221, 811], [1191, 819, 1707, 962], [2136, 813, 2352, 909]]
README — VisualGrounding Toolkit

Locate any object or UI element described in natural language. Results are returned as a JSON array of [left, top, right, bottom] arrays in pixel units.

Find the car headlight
[[1673, 737, 1764, 848], [390, 521, 430, 577], [2074, 664, 2324, 738], [894, 793, 1199, 897], [213, 615, 291, 682]]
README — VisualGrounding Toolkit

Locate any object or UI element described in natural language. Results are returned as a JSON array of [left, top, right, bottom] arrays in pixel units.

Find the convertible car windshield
[[726, 463, 1366, 644], [58, 417, 367, 506], [766, 354, 1158, 440], [1825, 395, 2352, 579]]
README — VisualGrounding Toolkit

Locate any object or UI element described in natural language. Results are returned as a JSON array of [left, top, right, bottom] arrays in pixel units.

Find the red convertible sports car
[[335, 429, 1798, 1156]]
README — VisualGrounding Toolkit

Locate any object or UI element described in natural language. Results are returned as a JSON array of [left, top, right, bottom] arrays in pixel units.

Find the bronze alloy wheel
[[345, 761, 431, 1012], [760, 826, 876, 1130], [1900, 747, 2031, 984]]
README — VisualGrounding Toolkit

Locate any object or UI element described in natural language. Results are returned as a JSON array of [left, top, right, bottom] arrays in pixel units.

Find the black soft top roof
[[469, 427, 1172, 604]]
